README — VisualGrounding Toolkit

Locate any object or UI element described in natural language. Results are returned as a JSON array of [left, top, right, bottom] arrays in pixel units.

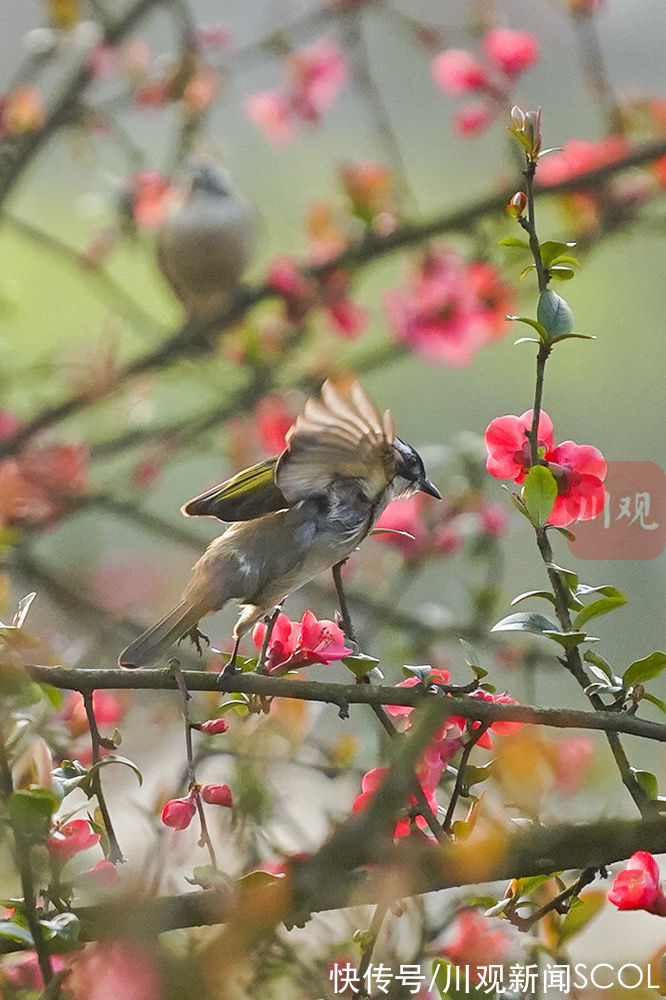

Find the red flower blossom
[[1, 85, 45, 135], [485, 409, 607, 526], [537, 136, 629, 187], [3, 953, 67, 990], [384, 248, 512, 366], [386, 669, 452, 718], [130, 171, 172, 229], [78, 858, 121, 888], [69, 941, 164, 1000], [161, 793, 196, 830], [483, 29, 540, 77], [255, 395, 294, 454], [431, 50, 489, 94], [253, 610, 352, 675], [352, 766, 440, 839], [339, 160, 396, 227], [198, 718, 230, 736], [440, 909, 514, 980], [201, 783, 233, 807], [62, 690, 124, 739], [46, 819, 100, 860], [455, 101, 493, 136], [608, 852, 666, 915], [552, 736, 594, 796], [246, 38, 347, 144]]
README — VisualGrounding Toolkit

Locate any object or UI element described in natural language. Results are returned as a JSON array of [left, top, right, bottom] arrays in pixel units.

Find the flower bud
[[201, 784, 233, 808], [197, 718, 230, 736], [506, 191, 527, 217], [161, 794, 196, 829]]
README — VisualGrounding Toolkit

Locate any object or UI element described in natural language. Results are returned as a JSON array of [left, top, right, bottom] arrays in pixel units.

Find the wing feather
[[276, 380, 395, 503], [181, 458, 287, 521]]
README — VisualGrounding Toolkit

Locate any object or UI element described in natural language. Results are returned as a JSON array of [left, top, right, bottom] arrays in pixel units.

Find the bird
[[155, 161, 256, 321], [118, 379, 441, 669]]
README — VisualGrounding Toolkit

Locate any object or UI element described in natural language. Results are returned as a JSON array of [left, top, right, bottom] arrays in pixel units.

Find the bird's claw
[[178, 625, 210, 657]]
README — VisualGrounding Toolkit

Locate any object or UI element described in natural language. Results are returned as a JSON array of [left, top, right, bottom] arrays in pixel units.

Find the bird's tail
[[118, 599, 206, 668]]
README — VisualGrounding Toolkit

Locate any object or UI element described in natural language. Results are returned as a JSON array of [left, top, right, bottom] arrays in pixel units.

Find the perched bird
[[118, 380, 440, 669], [156, 162, 256, 320]]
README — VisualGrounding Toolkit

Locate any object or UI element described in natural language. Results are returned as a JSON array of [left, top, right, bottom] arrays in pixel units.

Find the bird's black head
[[189, 163, 231, 198], [392, 437, 441, 499]]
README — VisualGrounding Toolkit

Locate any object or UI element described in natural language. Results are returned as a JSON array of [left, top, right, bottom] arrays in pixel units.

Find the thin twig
[[82, 692, 124, 864]]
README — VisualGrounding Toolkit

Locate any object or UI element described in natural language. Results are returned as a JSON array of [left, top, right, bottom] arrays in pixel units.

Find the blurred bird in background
[[156, 161, 256, 320], [118, 379, 440, 670]]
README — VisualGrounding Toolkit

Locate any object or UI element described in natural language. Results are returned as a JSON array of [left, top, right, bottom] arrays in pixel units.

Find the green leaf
[[548, 266, 575, 280], [557, 892, 605, 944], [641, 692, 666, 714], [501, 485, 533, 523], [84, 755, 143, 788], [514, 337, 541, 345], [8, 788, 59, 842], [537, 289, 574, 339], [633, 769, 659, 800], [623, 652, 666, 688], [343, 653, 380, 678], [51, 760, 89, 800], [539, 240, 577, 267], [543, 630, 596, 650], [506, 315, 549, 342], [39, 912, 80, 946], [551, 333, 596, 343], [547, 524, 576, 541], [514, 873, 561, 896], [217, 700, 250, 716], [464, 761, 495, 787], [522, 466, 558, 527], [548, 563, 579, 592], [186, 865, 232, 890], [511, 590, 558, 608], [519, 264, 537, 280], [573, 589, 628, 630], [499, 237, 529, 248], [0, 920, 34, 946], [491, 612, 559, 636]]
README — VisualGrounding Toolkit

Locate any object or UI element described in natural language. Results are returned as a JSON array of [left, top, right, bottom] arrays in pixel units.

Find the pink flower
[[1, 85, 45, 135], [483, 28, 540, 77], [286, 38, 348, 118], [201, 784, 233, 807], [255, 395, 294, 454], [386, 669, 453, 718], [62, 690, 124, 739], [478, 500, 508, 538], [485, 410, 607, 526], [455, 101, 493, 136], [537, 136, 629, 187], [0, 411, 20, 438], [253, 610, 352, 675], [352, 767, 439, 839], [46, 820, 101, 860], [468, 690, 524, 747], [130, 171, 172, 229], [484, 410, 554, 484], [198, 718, 230, 736], [195, 24, 233, 49], [431, 50, 489, 94], [246, 39, 347, 144], [440, 909, 514, 979], [385, 248, 512, 366], [161, 793, 196, 830], [245, 91, 293, 145], [69, 941, 164, 1000], [78, 859, 121, 888], [552, 736, 594, 796], [608, 852, 666, 915], [3, 953, 67, 990]]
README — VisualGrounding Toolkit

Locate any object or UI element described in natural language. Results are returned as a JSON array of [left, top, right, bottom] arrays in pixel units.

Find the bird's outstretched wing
[[276, 380, 396, 504], [181, 458, 288, 521]]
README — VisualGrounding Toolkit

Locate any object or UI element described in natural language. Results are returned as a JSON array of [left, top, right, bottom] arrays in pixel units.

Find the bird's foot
[[178, 625, 210, 657]]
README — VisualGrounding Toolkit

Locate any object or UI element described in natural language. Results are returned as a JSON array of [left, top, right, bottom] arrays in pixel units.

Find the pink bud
[[161, 795, 196, 829], [198, 718, 230, 736], [201, 784, 233, 808]]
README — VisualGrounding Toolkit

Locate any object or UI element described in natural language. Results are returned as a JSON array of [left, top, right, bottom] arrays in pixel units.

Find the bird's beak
[[419, 478, 441, 500]]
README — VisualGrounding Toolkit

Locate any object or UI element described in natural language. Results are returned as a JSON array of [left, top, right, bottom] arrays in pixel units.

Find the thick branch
[[24, 664, 666, 743], [50, 816, 666, 944]]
